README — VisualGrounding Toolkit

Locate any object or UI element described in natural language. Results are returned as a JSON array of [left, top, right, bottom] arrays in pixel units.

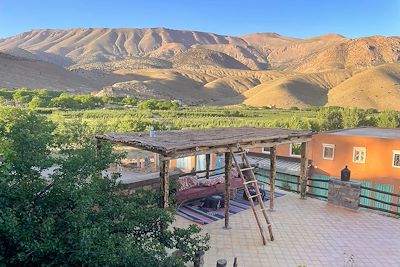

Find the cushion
[[178, 175, 198, 191], [202, 175, 225, 187], [231, 168, 239, 178]]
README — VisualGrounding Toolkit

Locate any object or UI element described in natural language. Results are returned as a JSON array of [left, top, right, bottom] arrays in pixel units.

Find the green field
[[1, 88, 398, 133], [48, 106, 320, 133]]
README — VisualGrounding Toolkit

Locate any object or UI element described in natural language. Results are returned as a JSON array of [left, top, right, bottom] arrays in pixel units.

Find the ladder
[[229, 148, 274, 245]]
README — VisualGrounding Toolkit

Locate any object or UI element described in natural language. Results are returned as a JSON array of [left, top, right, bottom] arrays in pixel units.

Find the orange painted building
[[251, 127, 400, 212]]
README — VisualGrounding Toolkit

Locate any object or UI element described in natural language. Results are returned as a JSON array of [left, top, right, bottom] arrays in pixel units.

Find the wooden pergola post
[[299, 142, 308, 199], [205, 154, 211, 179], [269, 146, 277, 210], [160, 157, 170, 208], [224, 151, 232, 229]]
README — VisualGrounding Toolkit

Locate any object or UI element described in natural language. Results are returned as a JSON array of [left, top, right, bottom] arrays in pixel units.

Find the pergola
[[95, 127, 312, 228]]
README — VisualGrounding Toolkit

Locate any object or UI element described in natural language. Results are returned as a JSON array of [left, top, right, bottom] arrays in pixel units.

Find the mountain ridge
[[0, 27, 399, 110]]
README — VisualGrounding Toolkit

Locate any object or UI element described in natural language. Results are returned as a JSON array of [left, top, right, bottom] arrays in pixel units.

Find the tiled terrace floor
[[174, 191, 400, 267]]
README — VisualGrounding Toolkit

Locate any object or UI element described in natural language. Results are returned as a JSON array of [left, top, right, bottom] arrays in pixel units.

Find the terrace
[[96, 127, 400, 266], [174, 189, 400, 266]]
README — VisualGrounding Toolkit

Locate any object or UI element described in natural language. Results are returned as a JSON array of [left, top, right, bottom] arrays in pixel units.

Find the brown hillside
[[0, 52, 98, 92], [295, 36, 400, 73], [172, 48, 250, 70], [242, 70, 352, 107], [327, 63, 400, 110]]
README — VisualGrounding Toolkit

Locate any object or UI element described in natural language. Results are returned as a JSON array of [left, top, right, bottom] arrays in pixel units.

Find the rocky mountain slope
[[0, 27, 399, 109]]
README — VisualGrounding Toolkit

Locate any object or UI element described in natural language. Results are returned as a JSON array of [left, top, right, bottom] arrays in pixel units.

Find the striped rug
[[177, 189, 284, 225]]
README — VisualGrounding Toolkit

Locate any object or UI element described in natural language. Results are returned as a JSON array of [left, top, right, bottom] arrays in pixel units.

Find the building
[[250, 127, 400, 213]]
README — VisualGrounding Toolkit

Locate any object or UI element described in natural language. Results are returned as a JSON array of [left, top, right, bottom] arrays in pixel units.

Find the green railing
[[255, 169, 400, 216]]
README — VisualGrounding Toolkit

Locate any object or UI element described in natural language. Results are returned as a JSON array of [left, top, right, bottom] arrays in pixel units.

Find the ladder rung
[[240, 167, 254, 171], [243, 180, 257, 185], [249, 193, 262, 199], [233, 151, 246, 155]]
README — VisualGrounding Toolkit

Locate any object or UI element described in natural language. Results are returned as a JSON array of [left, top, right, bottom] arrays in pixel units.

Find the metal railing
[[254, 171, 400, 216]]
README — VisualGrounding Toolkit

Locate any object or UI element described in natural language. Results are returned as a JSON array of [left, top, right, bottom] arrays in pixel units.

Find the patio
[[174, 190, 400, 267]]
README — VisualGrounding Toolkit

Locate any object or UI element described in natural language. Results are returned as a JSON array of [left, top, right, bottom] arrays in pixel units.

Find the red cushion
[[176, 177, 243, 203]]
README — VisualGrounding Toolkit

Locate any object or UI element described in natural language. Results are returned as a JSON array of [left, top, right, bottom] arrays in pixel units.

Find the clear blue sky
[[0, 0, 399, 39]]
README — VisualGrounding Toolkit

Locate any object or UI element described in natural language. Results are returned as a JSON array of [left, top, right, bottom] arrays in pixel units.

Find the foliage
[[317, 107, 343, 131], [138, 99, 179, 110], [376, 110, 400, 128], [122, 96, 139, 106], [341, 108, 368, 128], [51, 93, 105, 110], [0, 108, 209, 266]]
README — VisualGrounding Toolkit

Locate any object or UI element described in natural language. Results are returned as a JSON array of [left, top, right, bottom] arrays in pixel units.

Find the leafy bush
[[0, 107, 209, 266], [317, 107, 344, 131], [376, 110, 400, 128]]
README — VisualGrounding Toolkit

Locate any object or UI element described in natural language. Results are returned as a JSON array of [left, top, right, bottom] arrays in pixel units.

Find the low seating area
[[175, 169, 242, 203]]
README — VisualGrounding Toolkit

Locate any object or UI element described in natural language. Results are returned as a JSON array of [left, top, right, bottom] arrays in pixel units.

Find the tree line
[[0, 88, 180, 110]]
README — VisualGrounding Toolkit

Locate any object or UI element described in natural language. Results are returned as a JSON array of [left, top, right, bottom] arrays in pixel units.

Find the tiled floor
[[174, 191, 400, 267]]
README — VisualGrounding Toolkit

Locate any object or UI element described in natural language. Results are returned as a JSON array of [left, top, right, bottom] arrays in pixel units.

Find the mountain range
[[0, 27, 399, 109]]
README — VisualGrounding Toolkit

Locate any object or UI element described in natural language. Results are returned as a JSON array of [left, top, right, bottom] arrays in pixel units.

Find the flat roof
[[95, 127, 312, 158], [326, 127, 400, 139]]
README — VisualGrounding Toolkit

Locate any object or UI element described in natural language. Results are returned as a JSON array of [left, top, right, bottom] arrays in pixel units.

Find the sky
[[0, 0, 399, 39]]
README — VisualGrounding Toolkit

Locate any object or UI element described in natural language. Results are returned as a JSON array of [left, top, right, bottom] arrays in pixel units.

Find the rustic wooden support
[[193, 250, 205, 267], [269, 146, 277, 210], [233, 257, 238, 267], [224, 151, 232, 229], [299, 142, 308, 199], [160, 157, 170, 208], [205, 153, 211, 179]]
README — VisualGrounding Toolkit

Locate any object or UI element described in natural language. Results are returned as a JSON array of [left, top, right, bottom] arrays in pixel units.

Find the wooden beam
[[224, 152, 232, 229], [269, 146, 277, 210], [205, 154, 211, 179], [164, 137, 312, 159], [299, 142, 308, 199], [160, 158, 170, 208], [95, 134, 312, 160]]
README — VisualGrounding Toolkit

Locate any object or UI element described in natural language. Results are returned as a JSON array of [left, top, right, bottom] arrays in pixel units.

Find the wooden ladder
[[230, 148, 274, 245]]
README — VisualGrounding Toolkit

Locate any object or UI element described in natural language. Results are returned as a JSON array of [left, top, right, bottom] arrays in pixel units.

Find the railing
[[254, 170, 400, 217], [359, 185, 400, 216]]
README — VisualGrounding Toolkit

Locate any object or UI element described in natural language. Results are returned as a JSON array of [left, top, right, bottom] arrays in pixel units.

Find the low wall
[[327, 179, 361, 210]]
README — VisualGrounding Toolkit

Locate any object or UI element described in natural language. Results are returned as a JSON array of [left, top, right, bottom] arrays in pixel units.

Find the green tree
[[317, 107, 343, 131], [122, 96, 139, 106], [51, 93, 82, 109], [28, 96, 47, 109], [341, 108, 367, 128], [376, 110, 400, 128], [138, 99, 159, 110], [0, 108, 209, 266], [12, 88, 35, 105], [287, 116, 309, 130]]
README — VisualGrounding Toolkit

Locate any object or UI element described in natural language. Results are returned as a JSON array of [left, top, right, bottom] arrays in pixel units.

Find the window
[[353, 147, 366, 163], [196, 154, 206, 171], [322, 144, 335, 160], [176, 156, 191, 170], [290, 143, 301, 157], [262, 147, 271, 154], [392, 150, 400, 168]]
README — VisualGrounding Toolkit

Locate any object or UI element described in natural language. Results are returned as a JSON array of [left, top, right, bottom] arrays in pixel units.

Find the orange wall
[[310, 133, 400, 204], [310, 133, 400, 181]]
